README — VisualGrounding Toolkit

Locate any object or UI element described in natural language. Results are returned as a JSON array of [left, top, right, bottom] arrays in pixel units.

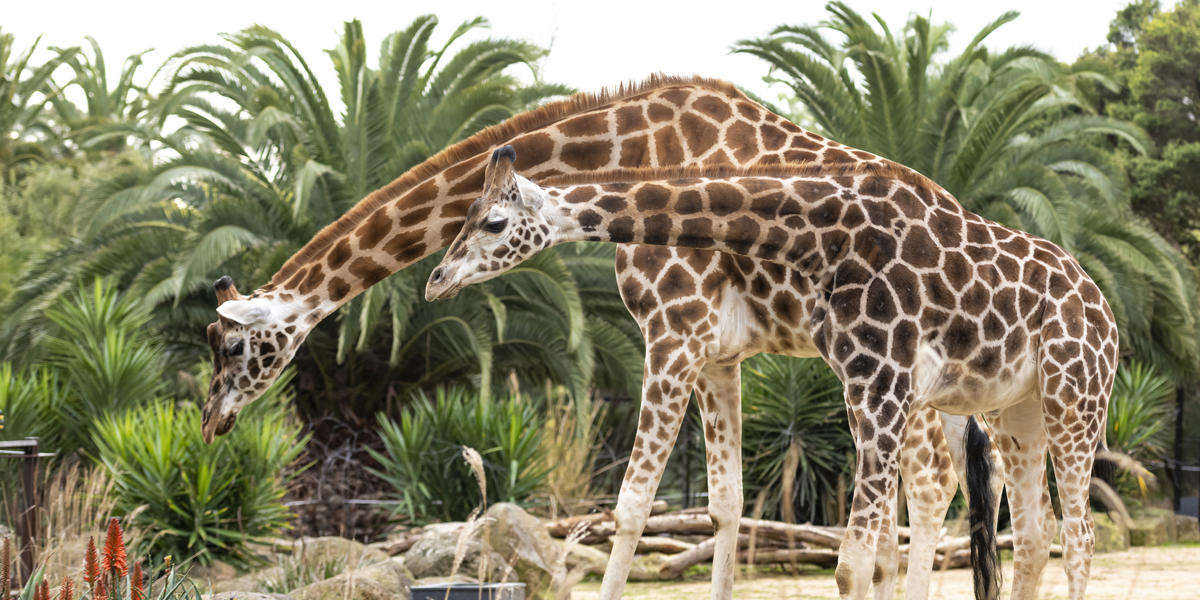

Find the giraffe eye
[[226, 341, 245, 357], [484, 217, 507, 234]]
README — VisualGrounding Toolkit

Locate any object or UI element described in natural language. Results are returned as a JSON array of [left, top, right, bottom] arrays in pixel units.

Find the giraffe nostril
[[431, 267, 444, 284]]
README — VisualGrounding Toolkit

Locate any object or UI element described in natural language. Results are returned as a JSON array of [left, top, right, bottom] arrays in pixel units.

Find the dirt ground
[[571, 544, 1200, 599]]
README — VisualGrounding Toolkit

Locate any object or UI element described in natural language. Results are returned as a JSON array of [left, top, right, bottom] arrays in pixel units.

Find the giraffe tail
[[965, 416, 1001, 600]]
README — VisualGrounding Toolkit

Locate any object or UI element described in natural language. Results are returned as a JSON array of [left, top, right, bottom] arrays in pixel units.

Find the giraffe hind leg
[[900, 408, 960, 600]]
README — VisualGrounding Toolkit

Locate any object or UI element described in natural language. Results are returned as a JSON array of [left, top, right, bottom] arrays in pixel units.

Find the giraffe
[[202, 76, 1011, 598], [425, 151, 1118, 600]]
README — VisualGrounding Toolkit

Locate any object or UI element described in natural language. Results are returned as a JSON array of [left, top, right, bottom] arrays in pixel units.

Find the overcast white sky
[[8, 0, 1130, 108]]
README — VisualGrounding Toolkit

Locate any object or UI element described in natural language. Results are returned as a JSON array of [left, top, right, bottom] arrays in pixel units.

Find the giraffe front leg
[[835, 384, 910, 600], [872, 492, 900, 600], [599, 350, 702, 600], [900, 408, 959, 600], [694, 363, 743, 600]]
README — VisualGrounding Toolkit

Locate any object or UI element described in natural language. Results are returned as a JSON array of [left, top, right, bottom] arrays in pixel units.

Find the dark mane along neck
[[538, 162, 944, 195], [268, 74, 750, 287]]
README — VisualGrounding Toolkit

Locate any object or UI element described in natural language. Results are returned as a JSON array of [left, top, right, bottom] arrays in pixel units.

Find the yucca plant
[[738, 354, 852, 524], [92, 372, 306, 567], [368, 386, 550, 523], [1106, 361, 1174, 460]]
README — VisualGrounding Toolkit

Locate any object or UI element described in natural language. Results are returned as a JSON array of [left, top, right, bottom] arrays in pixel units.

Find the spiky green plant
[[1106, 361, 1174, 460], [92, 371, 306, 567], [368, 386, 550, 523], [739, 354, 852, 524]]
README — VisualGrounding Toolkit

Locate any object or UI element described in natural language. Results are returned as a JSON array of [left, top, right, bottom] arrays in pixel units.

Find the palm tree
[[0, 17, 643, 415], [45, 36, 157, 154], [735, 2, 1200, 379], [0, 30, 77, 179]]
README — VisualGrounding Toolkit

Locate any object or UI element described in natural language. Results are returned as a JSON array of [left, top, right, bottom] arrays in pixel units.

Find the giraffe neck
[[538, 165, 946, 274], [254, 77, 898, 321]]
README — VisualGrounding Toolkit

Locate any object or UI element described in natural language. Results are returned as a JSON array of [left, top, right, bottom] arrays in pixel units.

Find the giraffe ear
[[216, 298, 272, 325]]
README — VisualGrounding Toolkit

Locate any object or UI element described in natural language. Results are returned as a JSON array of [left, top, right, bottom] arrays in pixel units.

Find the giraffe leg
[[989, 393, 1052, 600], [872, 492, 900, 600], [900, 408, 958, 600], [599, 351, 702, 600], [694, 363, 743, 600], [1044, 392, 1103, 599], [834, 386, 910, 600]]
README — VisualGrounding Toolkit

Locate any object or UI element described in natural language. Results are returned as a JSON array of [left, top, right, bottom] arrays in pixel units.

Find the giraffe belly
[[914, 342, 1039, 416]]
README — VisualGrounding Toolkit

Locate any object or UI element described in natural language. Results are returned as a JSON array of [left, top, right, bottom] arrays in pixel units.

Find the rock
[[1174, 514, 1200, 543], [1129, 517, 1169, 546], [208, 593, 293, 600], [208, 566, 283, 593], [190, 560, 238, 584], [294, 537, 388, 570], [483, 503, 564, 598], [405, 527, 511, 583], [1133, 507, 1177, 542], [290, 558, 412, 600], [565, 544, 608, 576], [1093, 513, 1129, 553]]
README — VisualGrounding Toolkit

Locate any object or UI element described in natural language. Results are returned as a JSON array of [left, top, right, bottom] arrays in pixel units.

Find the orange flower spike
[[83, 536, 100, 587], [58, 576, 74, 600], [101, 518, 128, 576], [94, 579, 107, 600], [131, 562, 145, 600], [1, 537, 10, 595]]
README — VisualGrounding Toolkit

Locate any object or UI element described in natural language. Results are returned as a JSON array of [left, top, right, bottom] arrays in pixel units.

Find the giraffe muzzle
[[425, 266, 464, 301], [201, 411, 238, 444]]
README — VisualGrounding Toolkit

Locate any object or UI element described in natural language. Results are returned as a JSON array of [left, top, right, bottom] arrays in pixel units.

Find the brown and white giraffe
[[425, 151, 1117, 600], [203, 77, 1011, 598]]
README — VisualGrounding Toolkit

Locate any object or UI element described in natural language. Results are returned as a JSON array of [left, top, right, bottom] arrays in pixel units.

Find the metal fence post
[[18, 437, 39, 585]]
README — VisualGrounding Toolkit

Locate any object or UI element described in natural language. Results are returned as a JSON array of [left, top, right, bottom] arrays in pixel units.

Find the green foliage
[[368, 386, 549, 523], [739, 355, 852, 524], [92, 373, 306, 567], [0, 29, 77, 178], [0, 280, 163, 459], [1107, 361, 1174, 459], [736, 1, 1200, 380]]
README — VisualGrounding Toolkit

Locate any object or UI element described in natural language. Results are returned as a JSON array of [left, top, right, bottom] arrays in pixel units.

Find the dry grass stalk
[[35, 463, 143, 583], [537, 385, 604, 518]]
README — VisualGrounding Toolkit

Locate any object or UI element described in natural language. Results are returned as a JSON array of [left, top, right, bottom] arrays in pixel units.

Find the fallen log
[[741, 548, 839, 568], [603, 535, 696, 555]]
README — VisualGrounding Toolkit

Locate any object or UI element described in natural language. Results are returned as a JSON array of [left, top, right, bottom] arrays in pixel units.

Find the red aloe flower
[[93, 579, 107, 600], [83, 535, 100, 595], [58, 576, 74, 600], [131, 562, 145, 600], [101, 518, 127, 576]]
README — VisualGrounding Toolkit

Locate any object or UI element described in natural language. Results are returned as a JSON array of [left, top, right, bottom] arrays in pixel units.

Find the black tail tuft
[[965, 416, 1001, 600]]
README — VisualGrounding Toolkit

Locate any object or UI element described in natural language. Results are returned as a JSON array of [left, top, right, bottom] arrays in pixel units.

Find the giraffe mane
[[536, 163, 946, 196], [269, 74, 750, 287]]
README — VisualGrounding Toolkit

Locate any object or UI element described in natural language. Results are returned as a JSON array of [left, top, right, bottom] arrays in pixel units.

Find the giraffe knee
[[708, 500, 740, 533]]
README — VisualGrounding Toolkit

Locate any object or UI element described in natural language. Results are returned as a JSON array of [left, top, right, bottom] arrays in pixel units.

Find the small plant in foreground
[[2, 518, 202, 600]]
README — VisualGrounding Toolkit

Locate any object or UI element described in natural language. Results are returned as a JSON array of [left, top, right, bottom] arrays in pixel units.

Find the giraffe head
[[426, 146, 553, 301], [201, 276, 309, 442]]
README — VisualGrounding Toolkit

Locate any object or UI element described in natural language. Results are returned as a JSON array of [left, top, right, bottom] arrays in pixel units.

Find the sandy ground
[[571, 544, 1200, 599]]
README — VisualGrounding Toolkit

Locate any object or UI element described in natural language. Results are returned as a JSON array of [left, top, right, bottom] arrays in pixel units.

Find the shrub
[[1107, 361, 1174, 460], [739, 355, 852, 525], [368, 386, 549, 523], [92, 371, 306, 567]]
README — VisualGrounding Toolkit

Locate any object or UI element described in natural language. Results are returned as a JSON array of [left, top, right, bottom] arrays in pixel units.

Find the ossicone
[[213, 275, 241, 305], [491, 145, 516, 164]]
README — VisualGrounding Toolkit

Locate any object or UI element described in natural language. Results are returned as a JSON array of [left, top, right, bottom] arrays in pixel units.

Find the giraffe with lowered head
[[426, 147, 1117, 600], [204, 76, 1009, 599]]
